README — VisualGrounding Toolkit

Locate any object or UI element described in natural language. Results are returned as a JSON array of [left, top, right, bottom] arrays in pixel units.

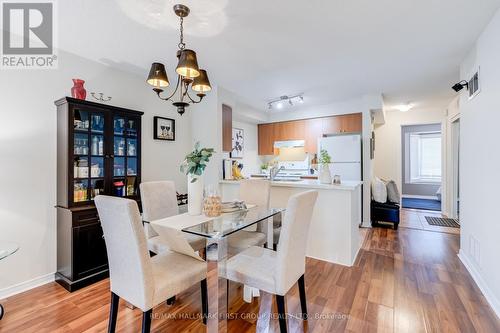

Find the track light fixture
[[267, 94, 304, 110], [452, 80, 468, 92]]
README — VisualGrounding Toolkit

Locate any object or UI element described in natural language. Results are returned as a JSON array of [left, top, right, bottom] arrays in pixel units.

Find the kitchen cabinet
[[257, 113, 362, 156], [55, 97, 144, 291], [339, 113, 362, 133], [258, 123, 275, 155], [222, 104, 232, 152], [274, 120, 305, 141], [305, 118, 324, 154]]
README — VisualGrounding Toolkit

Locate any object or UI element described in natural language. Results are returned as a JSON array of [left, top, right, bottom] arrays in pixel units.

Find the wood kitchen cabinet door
[[258, 123, 275, 155], [305, 118, 323, 154], [322, 116, 342, 135], [222, 104, 232, 152], [340, 113, 362, 133], [274, 120, 305, 141]]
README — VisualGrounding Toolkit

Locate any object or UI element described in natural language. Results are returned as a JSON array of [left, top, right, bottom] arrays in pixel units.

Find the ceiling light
[[396, 103, 413, 112], [267, 94, 304, 111], [146, 4, 211, 115]]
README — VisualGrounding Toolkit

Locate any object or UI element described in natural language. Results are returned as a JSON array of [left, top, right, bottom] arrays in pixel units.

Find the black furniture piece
[[55, 97, 144, 291], [371, 200, 400, 230]]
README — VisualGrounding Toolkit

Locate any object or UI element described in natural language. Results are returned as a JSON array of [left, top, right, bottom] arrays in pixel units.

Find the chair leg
[[108, 292, 119, 333], [142, 309, 152, 333], [201, 279, 208, 325], [226, 279, 229, 310], [166, 296, 176, 305], [275, 295, 287, 333], [298, 275, 308, 320]]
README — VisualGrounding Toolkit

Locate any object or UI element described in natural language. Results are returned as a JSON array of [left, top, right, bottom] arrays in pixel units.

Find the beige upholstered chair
[[225, 190, 318, 333], [140, 181, 205, 254], [227, 179, 270, 250], [94, 196, 208, 333]]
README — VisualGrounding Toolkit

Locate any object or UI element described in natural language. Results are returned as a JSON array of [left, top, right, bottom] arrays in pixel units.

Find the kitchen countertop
[[219, 179, 362, 191]]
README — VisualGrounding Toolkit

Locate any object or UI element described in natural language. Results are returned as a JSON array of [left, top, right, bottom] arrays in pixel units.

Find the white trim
[[402, 194, 439, 200], [458, 251, 500, 319], [0, 273, 55, 300]]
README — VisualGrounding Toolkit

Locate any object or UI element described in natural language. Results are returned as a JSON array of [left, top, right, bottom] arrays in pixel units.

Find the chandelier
[[146, 4, 211, 115]]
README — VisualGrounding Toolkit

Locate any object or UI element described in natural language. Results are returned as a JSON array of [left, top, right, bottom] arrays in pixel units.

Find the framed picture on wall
[[231, 128, 244, 159], [153, 116, 175, 141]]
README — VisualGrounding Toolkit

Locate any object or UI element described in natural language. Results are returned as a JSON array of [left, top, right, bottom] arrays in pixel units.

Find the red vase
[[71, 79, 86, 100]]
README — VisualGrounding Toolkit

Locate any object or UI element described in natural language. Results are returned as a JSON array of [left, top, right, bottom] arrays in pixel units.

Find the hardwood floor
[[1, 227, 498, 332]]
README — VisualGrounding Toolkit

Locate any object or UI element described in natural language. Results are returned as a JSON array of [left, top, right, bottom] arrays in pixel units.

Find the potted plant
[[180, 142, 215, 215], [260, 163, 269, 174], [318, 149, 333, 184]]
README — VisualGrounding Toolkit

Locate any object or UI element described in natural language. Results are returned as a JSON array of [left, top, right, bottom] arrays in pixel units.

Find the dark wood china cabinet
[[55, 97, 144, 291]]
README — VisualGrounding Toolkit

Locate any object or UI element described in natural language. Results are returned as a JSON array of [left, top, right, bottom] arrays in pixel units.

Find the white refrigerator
[[318, 134, 362, 181]]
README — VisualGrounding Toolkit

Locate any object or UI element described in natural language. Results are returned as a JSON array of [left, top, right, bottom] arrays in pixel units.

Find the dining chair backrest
[[94, 195, 154, 311], [275, 190, 318, 295], [239, 179, 271, 232], [140, 181, 179, 239], [239, 179, 271, 209]]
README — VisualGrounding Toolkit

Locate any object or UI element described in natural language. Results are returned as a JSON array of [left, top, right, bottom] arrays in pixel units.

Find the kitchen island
[[219, 179, 363, 266]]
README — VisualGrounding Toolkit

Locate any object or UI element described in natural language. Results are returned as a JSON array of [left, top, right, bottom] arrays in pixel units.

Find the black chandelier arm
[[153, 75, 181, 101], [185, 90, 205, 104]]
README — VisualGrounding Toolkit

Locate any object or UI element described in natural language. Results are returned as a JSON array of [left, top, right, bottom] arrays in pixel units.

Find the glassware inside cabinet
[[127, 157, 137, 176], [74, 133, 89, 155], [114, 157, 125, 177], [74, 156, 89, 179], [114, 117, 126, 135], [114, 137, 126, 156], [74, 109, 89, 130], [90, 179, 104, 199], [90, 157, 104, 178], [74, 180, 89, 203], [91, 113, 105, 133], [127, 138, 137, 156], [91, 134, 104, 156], [126, 119, 138, 137]]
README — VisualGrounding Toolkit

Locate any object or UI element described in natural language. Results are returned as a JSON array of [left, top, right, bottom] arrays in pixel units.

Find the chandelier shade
[[176, 49, 200, 78], [146, 62, 169, 88], [192, 69, 211, 93]]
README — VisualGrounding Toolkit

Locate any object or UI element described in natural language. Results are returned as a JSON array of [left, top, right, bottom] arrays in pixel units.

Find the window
[[408, 132, 442, 183]]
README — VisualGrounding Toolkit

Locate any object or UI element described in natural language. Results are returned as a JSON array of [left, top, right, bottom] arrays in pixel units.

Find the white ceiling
[[58, 0, 500, 112]]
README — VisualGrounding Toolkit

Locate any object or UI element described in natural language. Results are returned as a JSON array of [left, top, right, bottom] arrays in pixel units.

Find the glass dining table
[[151, 206, 284, 333], [0, 242, 19, 320]]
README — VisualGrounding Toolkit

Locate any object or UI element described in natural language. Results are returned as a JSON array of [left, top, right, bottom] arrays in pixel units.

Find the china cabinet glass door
[[73, 108, 106, 204], [113, 115, 139, 197]]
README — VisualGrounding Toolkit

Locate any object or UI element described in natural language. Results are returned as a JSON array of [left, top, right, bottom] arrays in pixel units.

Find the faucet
[[269, 165, 285, 181]]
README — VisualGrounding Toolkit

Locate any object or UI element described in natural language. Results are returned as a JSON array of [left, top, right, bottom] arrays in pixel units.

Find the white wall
[[457, 8, 500, 317], [0, 50, 192, 294], [232, 120, 261, 176], [373, 107, 446, 197]]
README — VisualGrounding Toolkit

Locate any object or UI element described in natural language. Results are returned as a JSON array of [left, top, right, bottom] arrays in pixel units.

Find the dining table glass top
[[0, 242, 19, 261], [182, 207, 284, 239]]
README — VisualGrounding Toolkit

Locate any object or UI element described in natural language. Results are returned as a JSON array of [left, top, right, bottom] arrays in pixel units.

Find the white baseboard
[[0, 273, 55, 300], [402, 194, 439, 200], [458, 250, 500, 319]]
